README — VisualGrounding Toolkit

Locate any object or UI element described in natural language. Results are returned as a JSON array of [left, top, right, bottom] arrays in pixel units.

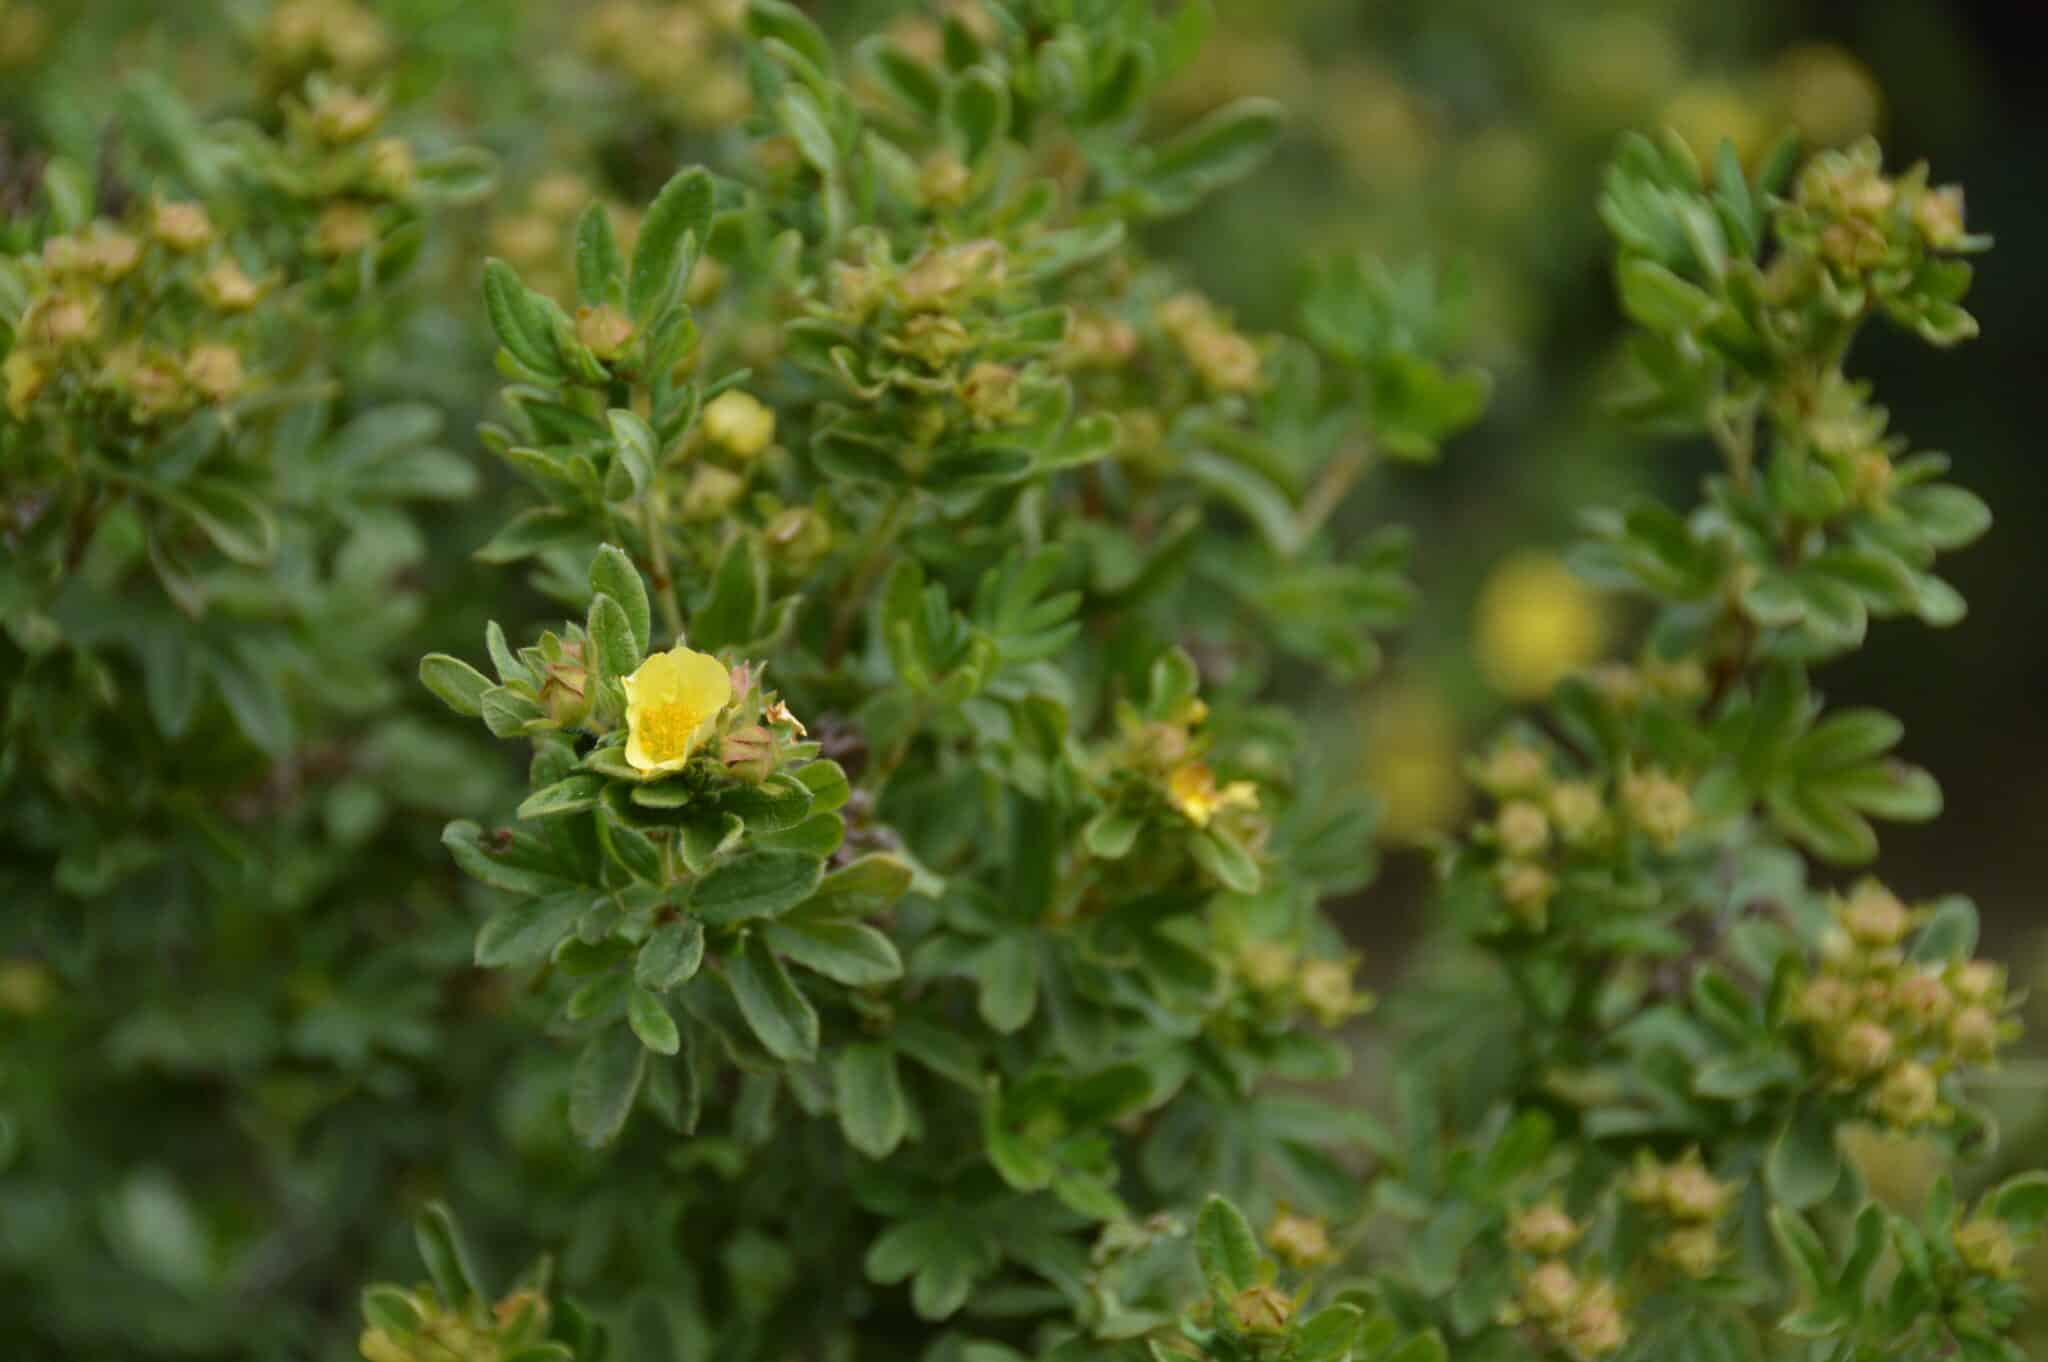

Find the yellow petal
[[624, 646, 732, 773]]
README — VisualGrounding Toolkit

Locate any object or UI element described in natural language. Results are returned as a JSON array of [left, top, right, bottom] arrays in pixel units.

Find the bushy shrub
[[2, 4, 2039, 1361]]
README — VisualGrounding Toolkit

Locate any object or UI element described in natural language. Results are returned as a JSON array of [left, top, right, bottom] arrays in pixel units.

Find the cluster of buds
[[1622, 1148, 1737, 1280], [1230, 940, 1370, 1031], [358, 1284, 550, 1362], [1501, 1202, 1629, 1359], [1155, 292, 1262, 395], [714, 660, 809, 786], [1770, 139, 1988, 341], [1586, 655, 1710, 712], [1793, 880, 2016, 1131], [258, 0, 390, 85], [1467, 736, 1697, 931], [583, 1, 752, 129], [5, 205, 267, 425]]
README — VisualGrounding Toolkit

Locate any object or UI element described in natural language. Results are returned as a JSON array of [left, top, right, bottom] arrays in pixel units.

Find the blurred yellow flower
[[1661, 80, 1769, 166], [1362, 683, 1466, 845], [1770, 45, 1883, 149], [623, 646, 732, 774], [1166, 761, 1257, 828], [1475, 552, 1608, 700]]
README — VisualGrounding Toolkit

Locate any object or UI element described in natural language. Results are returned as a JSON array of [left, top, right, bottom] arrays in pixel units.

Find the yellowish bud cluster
[[1156, 292, 1262, 394], [1792, 880, 2014, 1132], [1265, 1210, 1333, 1268], [582, 1, 752, 128]]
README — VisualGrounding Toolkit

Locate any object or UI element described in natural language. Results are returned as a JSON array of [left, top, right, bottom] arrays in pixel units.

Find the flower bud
[[27, 293, 99, 349], [82, 225, 142, 281], [1841, 883, 1911, 948], [1892, 972, 1952, 1029], [1265, 1211, 1332, 1268], [919, 151, 971, 206], [960, 361, 1020, 427], [1297, 956, 1362, 1028], [185, 344, 246, 404], [1953, 1217, 2017, 1278], [540, 642, 591, 728], [1915, 185, 1967, 250], [1496, 800, 1551, 858], [721, 725, 776, 784], [1951, 960, 2003, 1005], [312, 88, 384, 144], [681, 464, 746, 520], [314, 202, 378, 257], [1562, 1279, 1628, 1357], [1949, 1005, 2000, 1063], [1509, 1202, 1581, 1257], [576, 305, 636, 362], [1548, 781, 1606, 846], [1835, 1020, 1895, 1075], [151, 199, 215, 252], [1658, 1226, 1722, 1280], [0, 959, 57, 1016], [199, 260, 265, 312], [1520, 1261, 1578, 1320], [1186, 326, 1261, 394], [1237, 941, 1296, 994], [1796, 976, 1857, 1028], [1227, 1284, 1292, 1334], [1660, 1159, 1733, 1222], [1623, 769, 1692, 849], [702, 390, 777, 458], [367, 137, 416, 196], [764, 506, 831, 571], [1476, 744, 1547, 797], [1875, 1060, 1938, 1128], [1498, 860, 1557, 929]]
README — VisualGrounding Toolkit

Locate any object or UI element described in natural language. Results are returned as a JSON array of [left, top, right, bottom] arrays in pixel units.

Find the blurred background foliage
[[3, 0, 2044, 1357]]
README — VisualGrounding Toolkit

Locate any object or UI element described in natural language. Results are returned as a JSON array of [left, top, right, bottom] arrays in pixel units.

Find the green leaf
[[1194, 1195, 1261, 1294], [1293, 1305, 1363, 1362], [1142, 97, 1285, 211], [211, 651, 293, 757], [590, 544, 652, 656], [442, 820, 573, 896], [969, 934, 1038, 1034], [948, 67, 1009, 164], [1767, 1098, 1842, 1211], [1617, 257, 1721, 332], [728, 933, 819, 1062], [570, 1026, 647, 1148], [1909, 896, 1979, 964], [1189, 827, 1261, 893], [747, 0, 835, 76], [588, 592, 641, 682], [691, 534, 764, 651], [171, 478, 279, 565], [761, 918, 903, 987], [419, 653, 492, 718], [802, 853, 915, 917], [636, 919, 706, 991], [483, 258, 562, 374], [690, 850, 824, 925], [1993, 1172, 2048, 1235], [600, 816, 664, 884], [575, 202, 625, 308], [627, 984, 681, 1055], [835, 1043, 909, 1158], [414, 1203, 483, 1309], [518, 774, 606, 820], [360, 1285, 422, 1335], [629, 167, 714, 323], [475, 891, 587, 968]]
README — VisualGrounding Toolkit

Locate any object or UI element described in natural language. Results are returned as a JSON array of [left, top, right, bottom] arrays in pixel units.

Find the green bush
[[2, 4, 2039, 1360]]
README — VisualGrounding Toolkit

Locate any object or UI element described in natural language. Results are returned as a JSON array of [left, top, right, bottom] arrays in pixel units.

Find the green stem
[[643, 485, 684, 645]]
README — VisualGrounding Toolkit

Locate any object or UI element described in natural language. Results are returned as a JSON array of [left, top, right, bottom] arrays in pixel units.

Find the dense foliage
[[3, 4, 2041, 1361]]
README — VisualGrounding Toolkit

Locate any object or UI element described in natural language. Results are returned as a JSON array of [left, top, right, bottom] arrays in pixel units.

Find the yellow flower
[[1166, 761, 1257, 828], [1475, 552, 1608, 699], [702, 389, 777, 457], [622, 646, 732, 774]]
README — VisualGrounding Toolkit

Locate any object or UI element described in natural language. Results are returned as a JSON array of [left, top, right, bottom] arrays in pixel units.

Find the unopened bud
[[1297, 957, 1362, 1028], [1520, 1261, 1578, 1320], [1496, 800, 1551, 858], [1226, 1284, 1292, 1334], [1949, 1006, 2000, 1063], [151, 199, 215, 252], [313, 88, 384, 144], [314, 202, 378, 257], [1875, 1060, 1939, 1128], [1509, 1202, 1581, 1257], [576, 305, 636, 362], [367, 137, 416, 196], [702, 389, 776, 458], [185, 344, 245, 403], [1498, 861, 1557, 929], [1953, 1217, 2017, 1278], [1836, 1020, 1895, 1076], [960, 361, 1019, 427], [1915, 185, 1967, 250], [1623, 769, 1692, 849], [1265, 1211, 1332, 1268], [681, 464, 746, 520], [199, 260, 265, 312], [1841, 882, 1912, 948], [1658, 1226, 1721, 1279]]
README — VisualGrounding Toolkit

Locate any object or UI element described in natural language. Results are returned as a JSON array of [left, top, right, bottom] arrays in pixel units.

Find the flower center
[[638, 698, 709, 764]]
